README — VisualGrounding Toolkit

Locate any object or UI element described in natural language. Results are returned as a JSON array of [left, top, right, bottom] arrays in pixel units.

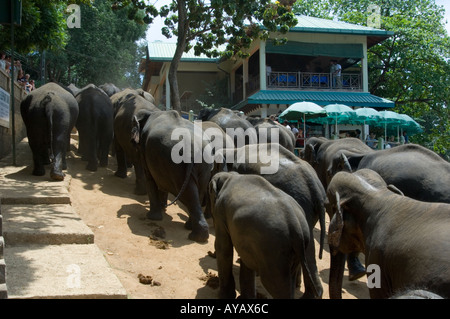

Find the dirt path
[[66, 141, 370, 299]]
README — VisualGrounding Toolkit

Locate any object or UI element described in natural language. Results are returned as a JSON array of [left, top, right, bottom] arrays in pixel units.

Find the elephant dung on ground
[[131, 110, 213, 243], [111, 89, 159, 194], [20, 82, 79, 181], [75, 85, 114, 171], [209, 172, 320, 299], [327, 169, 450, 299]]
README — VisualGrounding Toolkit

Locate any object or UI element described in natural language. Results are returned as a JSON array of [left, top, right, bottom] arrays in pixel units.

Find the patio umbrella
[[376, 110, 403, 141], [354, 107, 382, 125], [278, 101, 327, 138], [397, 114, 423, 134], [323, 104, 356, 135]]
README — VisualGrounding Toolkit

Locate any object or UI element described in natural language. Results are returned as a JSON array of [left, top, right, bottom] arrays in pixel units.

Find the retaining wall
[[0, 69, 27, 160]]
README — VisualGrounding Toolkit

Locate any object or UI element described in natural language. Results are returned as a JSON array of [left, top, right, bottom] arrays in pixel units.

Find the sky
[[145, 0, 450, 44], [435, 0, 450, 34]]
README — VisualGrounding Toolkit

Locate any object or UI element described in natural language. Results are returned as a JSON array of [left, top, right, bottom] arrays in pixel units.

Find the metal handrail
[[267, 71, 361, 90]]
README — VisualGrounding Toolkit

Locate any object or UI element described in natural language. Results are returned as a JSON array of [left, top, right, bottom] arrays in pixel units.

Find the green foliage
[[60, 0, 148, 87], [0, 0, 85, 52], [1, 0, 147, 88], [294, 0, 450, 159], [115, 0, 298, 110]]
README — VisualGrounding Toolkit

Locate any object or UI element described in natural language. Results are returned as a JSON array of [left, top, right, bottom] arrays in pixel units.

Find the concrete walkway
[[0, 138, 127, 299]]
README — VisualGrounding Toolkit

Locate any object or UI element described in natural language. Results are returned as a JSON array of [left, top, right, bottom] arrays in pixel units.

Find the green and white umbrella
[[279, 101, 327, 136]]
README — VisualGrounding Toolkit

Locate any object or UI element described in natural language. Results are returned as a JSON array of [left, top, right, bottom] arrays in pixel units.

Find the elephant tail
[[165, 162, 194, 208], [42, 93, 55, 159], [318, 203, 326, 260]]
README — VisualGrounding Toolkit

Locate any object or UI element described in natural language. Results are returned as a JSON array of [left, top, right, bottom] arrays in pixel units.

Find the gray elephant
[[327, 169, 450, 299], [216, 143, 326, 299], [335, 143, 450, 203], [303, 137, 374, 188], [20, 82, 79, 181], [247, 117, 296, 152], [302, 137, 371, 280], [209, 172, 320, 299], [197, 107, 257, 147], [111, 89, 159, 194], [131, 110, 213, 243], [75, 85, 114, 171], [390, 289, 444, 299], [99, 82, 121, 97]]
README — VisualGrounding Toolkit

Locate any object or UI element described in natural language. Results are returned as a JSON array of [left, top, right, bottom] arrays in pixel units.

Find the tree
[[59, 0, 148, 87], [113, 0, 298, 112], [1, 0, 148, 88], [0, 0, 90, 52], [294, 0, 450, 158]]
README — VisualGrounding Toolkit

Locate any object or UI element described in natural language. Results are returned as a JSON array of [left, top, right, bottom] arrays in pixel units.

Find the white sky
[[145, 0, 450, 43]]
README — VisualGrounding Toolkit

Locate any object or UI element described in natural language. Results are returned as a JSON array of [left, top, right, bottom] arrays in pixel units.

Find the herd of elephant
[[19, 82, 449, 299]]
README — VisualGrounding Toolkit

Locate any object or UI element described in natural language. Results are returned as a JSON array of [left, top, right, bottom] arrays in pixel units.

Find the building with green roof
[[140, 14, 395, 122]]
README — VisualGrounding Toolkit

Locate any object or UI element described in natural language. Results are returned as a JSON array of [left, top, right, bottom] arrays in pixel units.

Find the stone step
[[4, 244, 128, 299], [0, 165, 71, 205], [0, 138, 72, 205], [1, 204, 94, 245]]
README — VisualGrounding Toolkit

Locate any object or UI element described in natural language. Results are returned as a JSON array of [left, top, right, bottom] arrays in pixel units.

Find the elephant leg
[[300, 226, 323, 299], [114, 140, 128, 178], [31, 146, 46, 176], [159, 190, 168, 210], [215, 224, 236, 299], [329, 251, 346, 299], [98, 139, 110, 167], [144, 172, 164, 221], [98, 128, 111, 167], [347, 252, 366, 281], [50, 140, 66, 181], [238, 260, 256, 299], [133, 163, 147, 195], [85, 137, 98, 172], [180, 183, 209, 243], [259, 266, 293, 299]]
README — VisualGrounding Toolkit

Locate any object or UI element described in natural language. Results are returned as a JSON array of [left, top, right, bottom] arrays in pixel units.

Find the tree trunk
[[168, 0, 189, 114], [141, 45, 151, 92]]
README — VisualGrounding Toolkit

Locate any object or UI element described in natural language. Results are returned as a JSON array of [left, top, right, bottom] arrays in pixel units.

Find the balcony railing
[[267, 71, 361, 90]]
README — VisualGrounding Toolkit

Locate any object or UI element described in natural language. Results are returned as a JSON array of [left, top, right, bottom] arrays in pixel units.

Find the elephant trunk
[[329, 250, 346, 299]]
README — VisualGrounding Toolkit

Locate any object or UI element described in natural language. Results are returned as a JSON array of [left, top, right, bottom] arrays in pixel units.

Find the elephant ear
[[131, 115, 141, 145], [303, 143, 316, 164], [131, 110, 152, 145], [328, 153, 353, 183], [328, 192, 345, 254], [387, 184, 404, 196]]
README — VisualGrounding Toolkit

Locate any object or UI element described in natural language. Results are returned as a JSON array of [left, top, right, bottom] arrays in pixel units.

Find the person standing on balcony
[[0, 51, 6, 72], [330, 60, 342, 88]]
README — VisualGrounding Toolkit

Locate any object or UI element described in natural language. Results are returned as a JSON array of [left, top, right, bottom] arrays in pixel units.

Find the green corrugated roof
[[291, 15, 394, 37], [147, 16, 393, 62], [242, 90, 395, 108], [148, 42, 220, 62]]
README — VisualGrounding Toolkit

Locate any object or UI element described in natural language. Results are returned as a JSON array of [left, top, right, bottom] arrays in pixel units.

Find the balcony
[[267, 71, 362, 90]]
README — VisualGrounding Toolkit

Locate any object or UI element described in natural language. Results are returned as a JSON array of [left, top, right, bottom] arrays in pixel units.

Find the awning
[[240, 90, 395, 109], [266, 41, 364, 59]]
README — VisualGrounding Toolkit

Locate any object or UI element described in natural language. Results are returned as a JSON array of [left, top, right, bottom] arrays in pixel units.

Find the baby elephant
[[209, 172, 319, 299]]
